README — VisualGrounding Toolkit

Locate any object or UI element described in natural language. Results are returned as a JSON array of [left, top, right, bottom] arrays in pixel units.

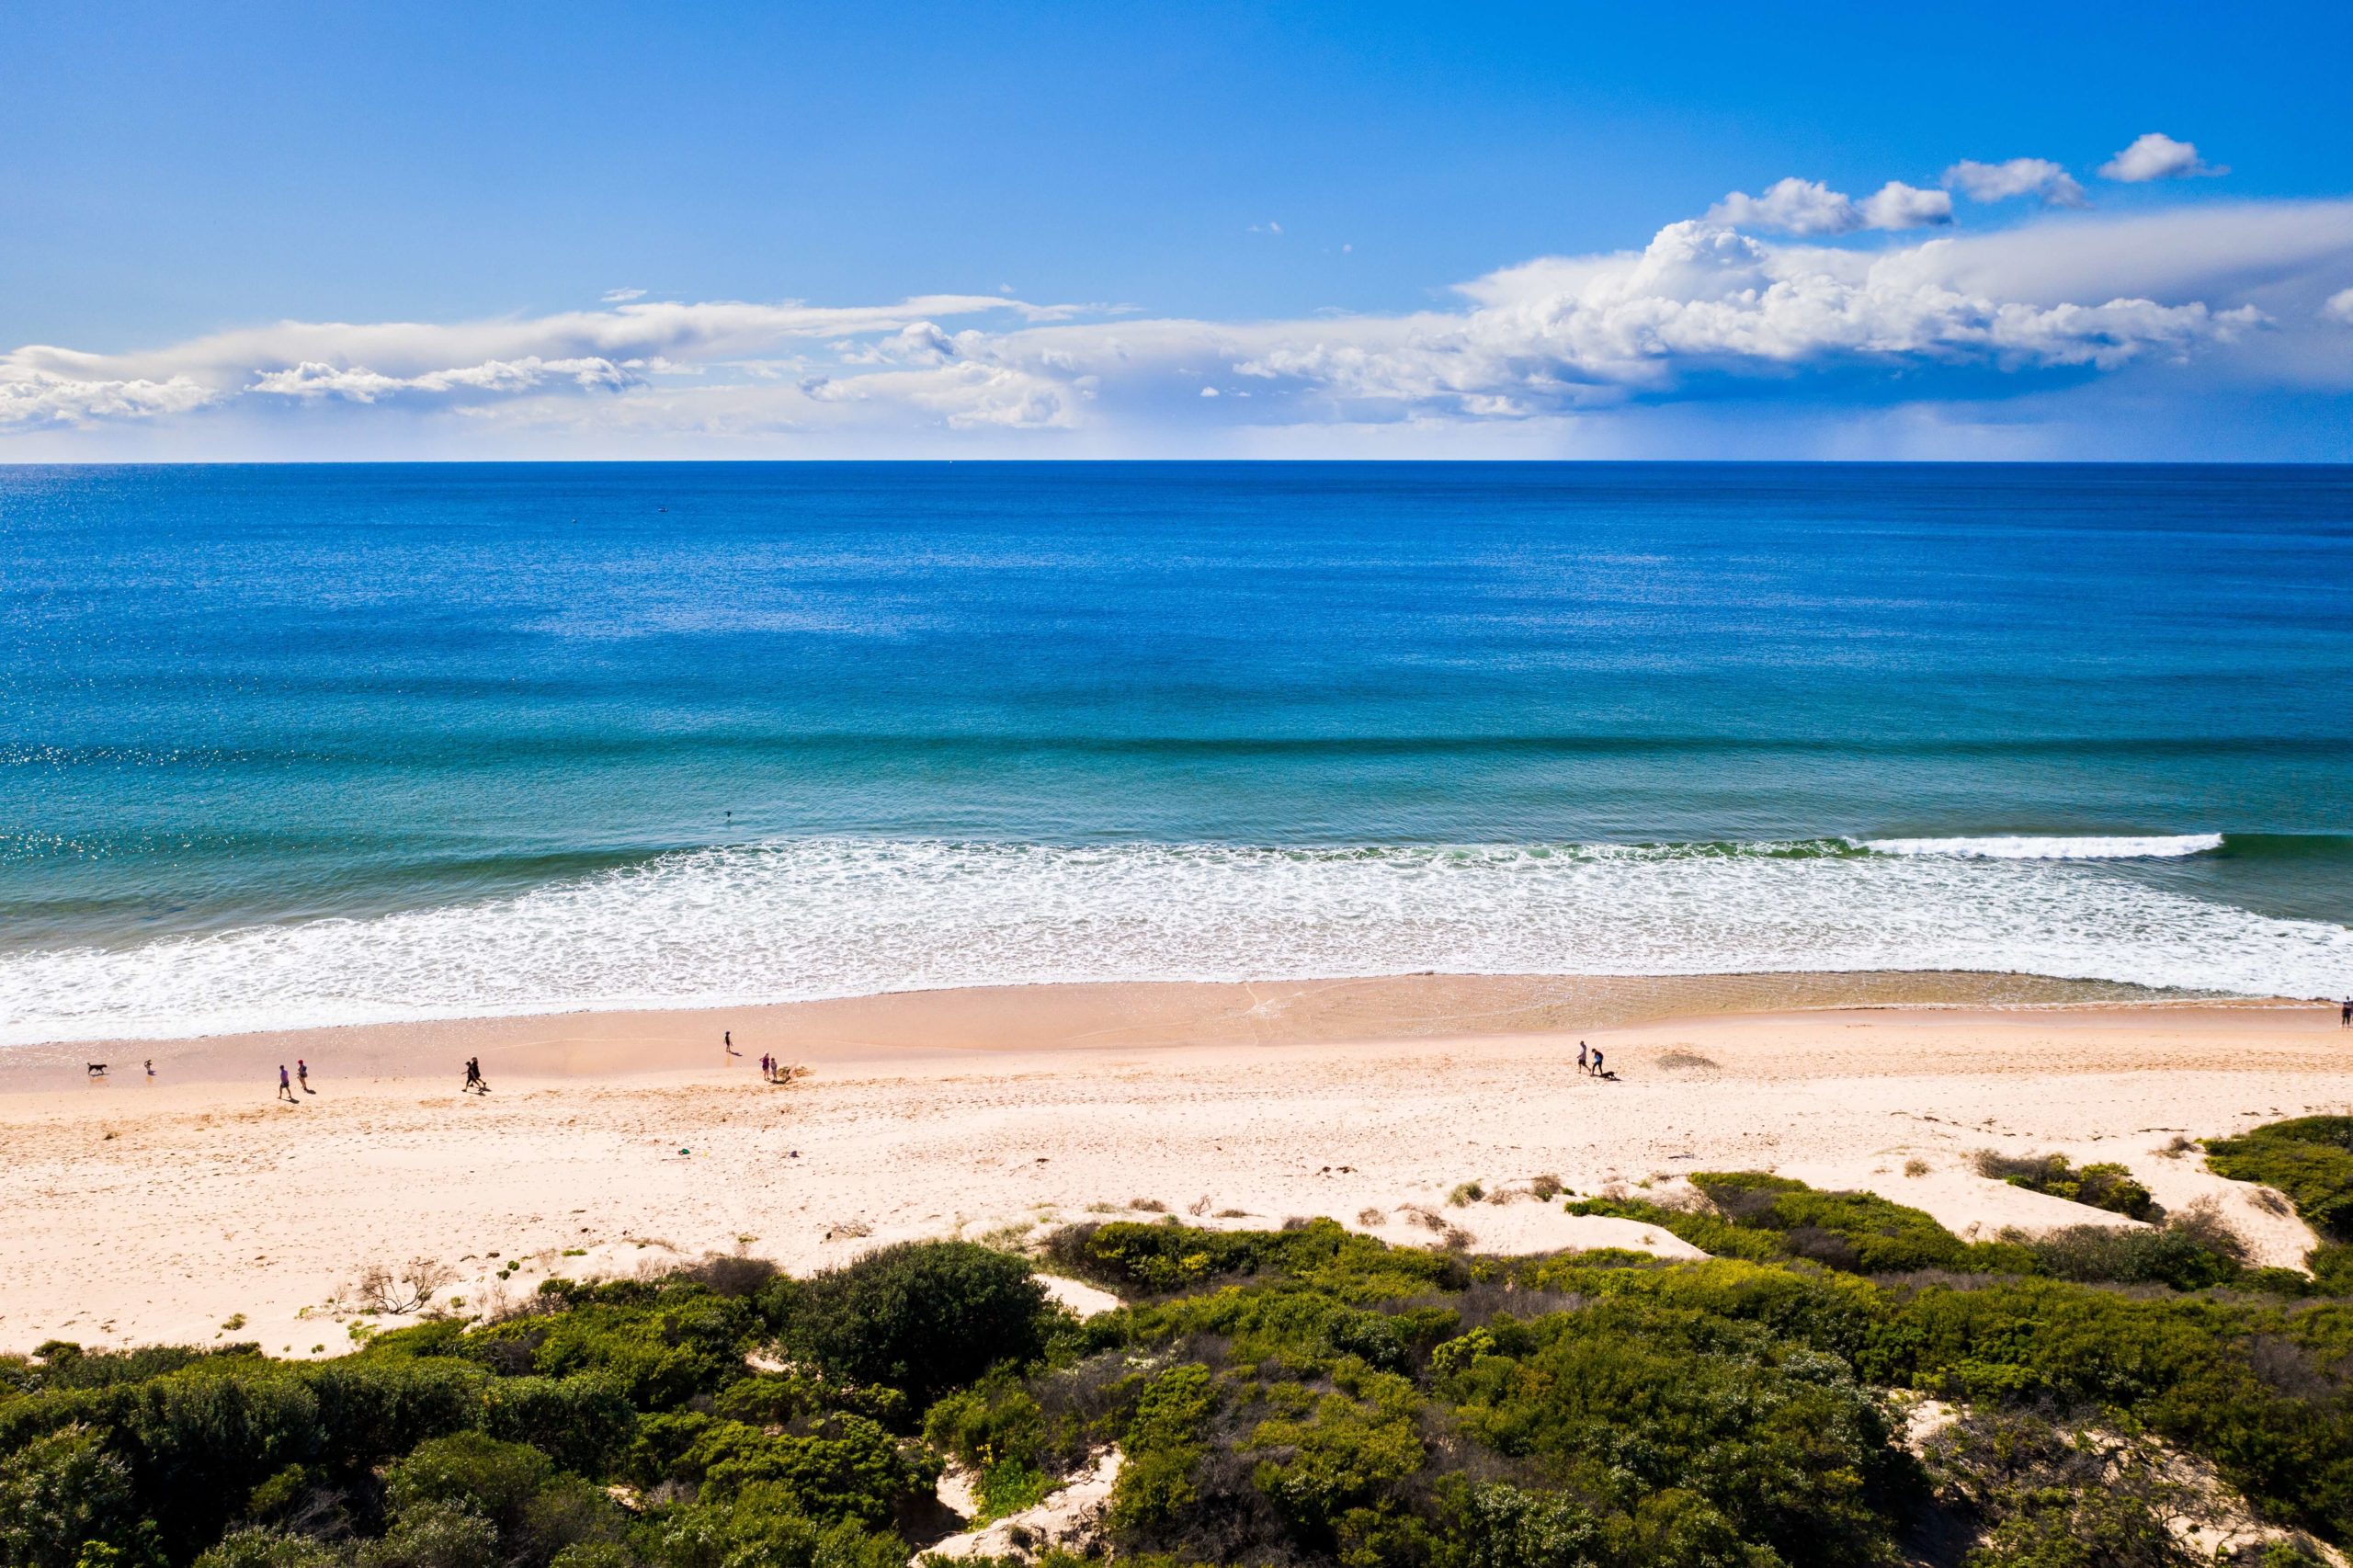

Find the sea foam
[[0, 836, 2345, 1044], [1856, 833, 2226, 859]]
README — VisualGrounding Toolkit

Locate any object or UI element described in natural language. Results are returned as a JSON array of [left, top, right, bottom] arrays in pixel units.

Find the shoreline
[[2, 975, 2348, 1358], [0, 968, 2290, 1094]]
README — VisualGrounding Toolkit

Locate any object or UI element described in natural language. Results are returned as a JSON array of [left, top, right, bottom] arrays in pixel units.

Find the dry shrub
[[2248, 1187, 2295, 1218], [1447, 1181, 1484, 1208], [1187, 1196, 1212, 1217], [1356, 1207, 1386, 1226], [1128, 1198, 1166, 1214], [1905, 1158, 1932, 1178], [680, 1252, 779, 1298], [1529, 1174, 1564, 1201], [1656, 1050, 1719, 1071], [352, 1257, 454, 1315]]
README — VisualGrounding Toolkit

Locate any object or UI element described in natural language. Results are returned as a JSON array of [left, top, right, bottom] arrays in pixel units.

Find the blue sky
[[6, 1, 2352, 459]]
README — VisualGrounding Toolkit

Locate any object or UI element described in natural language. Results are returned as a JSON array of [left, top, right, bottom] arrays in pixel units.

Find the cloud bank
[[7, 158, 2353, 459]]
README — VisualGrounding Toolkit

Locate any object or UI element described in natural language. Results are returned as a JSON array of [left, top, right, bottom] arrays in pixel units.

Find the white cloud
[[600, 287, 647, 302], [1709, 177, 1951, 235], [248, 356, 633, 402], [0, 370, 218, 429], [1708, 177, 1859, 235], [1859, 181, 1954, 230], [1248, 221, 1284, 236], [2100, 133, 2223, 183], [8, 194, 2350, 449], [1945, 158, 2088, 207]]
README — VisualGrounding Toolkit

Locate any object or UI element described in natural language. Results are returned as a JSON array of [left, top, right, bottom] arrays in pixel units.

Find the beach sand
[[1, 972, 2344, 1358]]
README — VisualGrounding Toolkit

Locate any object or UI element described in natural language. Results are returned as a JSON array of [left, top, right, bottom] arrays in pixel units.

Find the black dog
[[86, 1062, 108, 1077]]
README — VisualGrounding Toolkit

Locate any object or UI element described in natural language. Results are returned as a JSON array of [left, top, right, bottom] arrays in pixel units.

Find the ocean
[[2, 461, 2348, 1045]]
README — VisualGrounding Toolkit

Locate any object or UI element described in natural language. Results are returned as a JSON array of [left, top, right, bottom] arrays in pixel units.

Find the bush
[[383, 1431, 554, 1539], [1693, 1170, 1980, 1272], [1975, 1150, 2161, 1221], [2206, 1118, 2353, 1238], [188, 1528, 340, 1568], [789, 1243, 1053, 1411], [357, 1501, 497, 1568], [0, 1426, 156, 1568], [2021, 1221, 2242, 1290]]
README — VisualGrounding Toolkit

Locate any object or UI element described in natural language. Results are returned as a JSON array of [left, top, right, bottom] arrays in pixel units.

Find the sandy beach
[[1, 971, 2344, 1359]]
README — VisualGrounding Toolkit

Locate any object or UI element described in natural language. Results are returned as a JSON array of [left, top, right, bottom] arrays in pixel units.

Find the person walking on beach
[[2341, 996, 2351, 1028], [1591, 1047, 1607, 1079], [297, 1058, 313, 1094], [463, 1056, 487, 1095], [1577, 1041, 1590, 1075], [278, 1064, 297, 1103], [724, 1029, 739, 1057], [144, 1059, 154, 1083]]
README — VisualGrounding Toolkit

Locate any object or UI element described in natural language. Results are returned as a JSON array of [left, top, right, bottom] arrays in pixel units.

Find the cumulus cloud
[[1945, 158, 2088, 208], [1709, 177, 1952, 235], [1859, 181, 1954, 230], [2100, 133, 2223, 183], [1708, 178, 1860, 235], [2325, 288, 2353, 324], [0, 371, 218, 429]]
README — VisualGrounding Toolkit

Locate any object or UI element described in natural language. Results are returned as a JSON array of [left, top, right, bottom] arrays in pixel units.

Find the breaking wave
[[1, 835, 2346, 1044]]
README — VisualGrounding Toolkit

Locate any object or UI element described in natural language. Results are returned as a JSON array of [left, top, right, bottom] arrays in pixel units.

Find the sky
[[5, 1, 2352, 460]]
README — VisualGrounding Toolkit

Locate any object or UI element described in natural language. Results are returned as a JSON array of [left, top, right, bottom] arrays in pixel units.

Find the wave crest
[[1855, 834, 2225, 860], [0, 835, 2345, 1044]]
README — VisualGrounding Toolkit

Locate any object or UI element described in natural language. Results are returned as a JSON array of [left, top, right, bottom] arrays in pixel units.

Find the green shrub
[[675, 1417, 936, 1527], [790, 1243, 1053, 1410], [919, 1375, 1044, 1473], [2022, 1222, 2242, 1290], [1042, 1218, 1455, 1301], [2206, 1118, 2353, 1238], [0, 1426, 156, 1568], [1559, 1195, 1782, 1260], [188, 1528, 340, 1568], [476, 1290, 756, 1410], [1975, 1150, 2161, 1221], [383, 1431, 554, 1538], [1693, 1170, 1978, 1272], [356, 1501, 497, 1568]]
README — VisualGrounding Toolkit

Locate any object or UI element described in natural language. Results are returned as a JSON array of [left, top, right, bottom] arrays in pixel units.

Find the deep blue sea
[[3, 461, 2349, 1043]]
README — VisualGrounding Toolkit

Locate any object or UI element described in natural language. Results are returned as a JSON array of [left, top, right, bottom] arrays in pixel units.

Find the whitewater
[[3, 835, 2345, 1045]]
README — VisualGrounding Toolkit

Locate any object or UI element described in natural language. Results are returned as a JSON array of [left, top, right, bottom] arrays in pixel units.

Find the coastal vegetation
[[6, 1121, 2352, 1568]]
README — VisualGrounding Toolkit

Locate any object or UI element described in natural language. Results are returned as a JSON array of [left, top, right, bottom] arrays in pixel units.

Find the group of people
[[1575, 1040, 1614, 1080], [275, 1059, 314, 1101]]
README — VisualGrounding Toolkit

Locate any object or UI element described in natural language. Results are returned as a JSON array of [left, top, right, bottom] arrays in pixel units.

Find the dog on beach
[[86, 1062, 108, 1077]]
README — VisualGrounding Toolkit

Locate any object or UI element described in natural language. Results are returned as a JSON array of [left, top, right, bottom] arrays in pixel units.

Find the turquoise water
[[2, 461, 2348, 1041]]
